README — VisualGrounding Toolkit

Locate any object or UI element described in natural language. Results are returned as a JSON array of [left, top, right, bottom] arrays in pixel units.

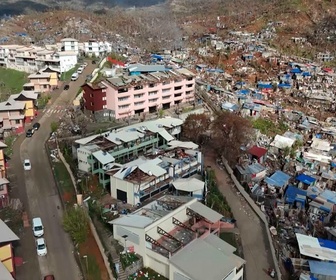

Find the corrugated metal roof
[[92, 150, 115, 165], [169, 235, 245, 280], [173, 178, 204, 192], [188, 201, 222, 223], [0, 219, 19, 243], [110, 214, 154, 228], [158, 130, 174, 142]]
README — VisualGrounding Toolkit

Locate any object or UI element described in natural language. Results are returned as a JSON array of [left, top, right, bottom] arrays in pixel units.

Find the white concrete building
[[83, 40, 112, 57], [57, 51, 78, 73], [0, 44, 77, 73], [111, 196, 245, 280], [60, 38, 79, 55]]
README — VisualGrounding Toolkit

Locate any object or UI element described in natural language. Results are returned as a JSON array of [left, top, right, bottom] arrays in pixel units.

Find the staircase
[[112, 256, 127, 280]]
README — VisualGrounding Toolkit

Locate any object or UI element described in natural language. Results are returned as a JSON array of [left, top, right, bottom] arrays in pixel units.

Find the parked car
[[92, 60, 96, 64], [36, 238, 47, 256], [77, 67, 84, 74], [83, 62, 88, 67], [32, 122, 40, 131], [44, 275, 55, 280], [71, 73, 79, 81], [32, 217, 44, 237], [26, 129, 34, 137], [23, 159, 31, 171], [64, 84, 70, 90]]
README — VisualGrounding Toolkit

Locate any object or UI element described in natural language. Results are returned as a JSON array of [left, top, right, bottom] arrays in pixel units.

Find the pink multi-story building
[[82, 67, 195, 120]]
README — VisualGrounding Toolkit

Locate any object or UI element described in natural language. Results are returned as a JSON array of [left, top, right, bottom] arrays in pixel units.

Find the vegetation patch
[[0, 68, 28, 99], [60, 64, 80, 81], [37, 94, 51, 109], [4, 135, 16, 157], [128, 267, 168, 280], [120, 252, 139, 270], [63, 206, 89, 245], [53, 161, 76, 204], [251, 118, 288, 136], [206, 169, 232, 218]]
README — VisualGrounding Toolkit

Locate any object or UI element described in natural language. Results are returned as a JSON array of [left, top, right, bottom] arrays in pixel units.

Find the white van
[[32, 217, 44, 237], [71, 73, 79, 81]]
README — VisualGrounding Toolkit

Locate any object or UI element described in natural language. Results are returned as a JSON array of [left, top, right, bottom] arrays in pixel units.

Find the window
[[162, 88, 171, 94], [148, 91, 157, 96], [186, 91, 192, 95], [102, 96, 106, 101], [118, 97, 129, 102], [118, 105, 130, 109], [103, 105, 107, 109], [134, 93, 144, 98], [174, 93, 182, 98], [90, 102, 94, 106], [162, 95, 171, 100], [174, 86, 182, 91], [149, 83, 156, 88], [134, 85, 143, 90], [149, 98, 158, 103], [0, 185, 4, 191], [134, 101, 145, 106], [15, 120, 20, 124], [186, 83, 193, 88], [187, 77, 193, 81], [118, 88, 128, 93]]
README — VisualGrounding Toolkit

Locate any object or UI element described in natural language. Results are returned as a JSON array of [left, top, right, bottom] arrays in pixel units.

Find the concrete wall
[[221, 157, 281, 280]]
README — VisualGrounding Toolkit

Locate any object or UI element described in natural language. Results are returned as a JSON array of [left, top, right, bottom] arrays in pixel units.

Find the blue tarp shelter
[[284, 186, 307, 205], [278, 83, 292, 89], [319, 190, 336, 204], [290, 68, 301, 74], [264, 171, 291, 188], [296, 174, 316, 185], [257, 83, 272, 89], [318, 238, 336, 250], [309, 261, 336, 278], [151, 54, 163, 61], [236, 89, 250, 95], [222, 102, 239, 112], [302, 72, 311, 77]]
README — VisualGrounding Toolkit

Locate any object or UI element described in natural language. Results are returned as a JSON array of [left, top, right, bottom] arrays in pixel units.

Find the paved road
[[11, 63, 96, 280], [204, 149, 272, 280]]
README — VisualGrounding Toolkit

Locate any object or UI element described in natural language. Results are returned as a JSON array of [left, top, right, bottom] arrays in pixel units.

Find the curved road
[[12, 64, 96, 280]]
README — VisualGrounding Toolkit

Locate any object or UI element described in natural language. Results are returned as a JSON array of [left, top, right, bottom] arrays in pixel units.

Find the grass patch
[[53, 162, 76, 204], [128, 267, 168, 280], [60, 64, 79, 81], [251, 118, 288, 136], [4, 135, 16, 157], [0, 68, 28, 98], [82, 255, 101, 280], [120, 252, 139, 270]]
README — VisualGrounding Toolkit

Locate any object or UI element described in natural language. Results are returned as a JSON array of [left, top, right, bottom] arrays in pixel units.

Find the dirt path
[[204, 148, 272, 280]]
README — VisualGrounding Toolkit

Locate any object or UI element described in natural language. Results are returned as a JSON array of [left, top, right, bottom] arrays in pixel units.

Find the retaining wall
[[222, 157, 281, 280]]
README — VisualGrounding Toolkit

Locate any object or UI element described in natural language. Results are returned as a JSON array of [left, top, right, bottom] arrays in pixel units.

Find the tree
[[182, 113, 211, 143], [211, 111, 253, 166], [63, 206, 89, 245]]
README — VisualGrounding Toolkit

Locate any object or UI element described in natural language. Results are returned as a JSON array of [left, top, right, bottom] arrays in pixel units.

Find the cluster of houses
[[73, 116, 246, 280]]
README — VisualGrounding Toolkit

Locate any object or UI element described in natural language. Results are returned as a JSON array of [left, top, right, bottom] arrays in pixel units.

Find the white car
[[77, 67, 84, 74], [23, 159, 31, 171], [36, 238, 47, 256], [32, 217, 44, 237]]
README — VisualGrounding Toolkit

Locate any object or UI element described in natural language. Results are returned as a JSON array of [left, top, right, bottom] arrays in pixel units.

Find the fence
[[221, 157, 281, 280]]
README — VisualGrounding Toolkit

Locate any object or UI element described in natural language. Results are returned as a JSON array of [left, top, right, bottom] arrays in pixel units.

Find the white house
[[83, 40, 112, 57], [60, 38, 79, 55], [57, 51, 78, 73], [110, 196, 245, 280]]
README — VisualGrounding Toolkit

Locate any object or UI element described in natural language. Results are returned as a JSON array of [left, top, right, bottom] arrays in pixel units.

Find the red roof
[[248, 145, 267, 158], [107, 57, 125, 67]]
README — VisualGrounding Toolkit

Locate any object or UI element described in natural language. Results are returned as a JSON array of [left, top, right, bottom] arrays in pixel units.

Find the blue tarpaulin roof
[[236, 89, 250, 95], [151, 54, 163, 60], [302, 72, 311, 77], [320, 190, 336, 204], [296, 174, 316, 185], [285, 186, 307, 204], [278, 83, 292, 88], [309, 261, 336, 277], [257, 83, 272, 89], [264, 171, 291, 188], [291, 68, 301, 73], [318, 238, 336, 250]]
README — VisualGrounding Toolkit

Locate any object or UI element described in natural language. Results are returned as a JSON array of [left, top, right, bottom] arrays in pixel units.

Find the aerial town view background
[[0, 0, 335, 280]]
